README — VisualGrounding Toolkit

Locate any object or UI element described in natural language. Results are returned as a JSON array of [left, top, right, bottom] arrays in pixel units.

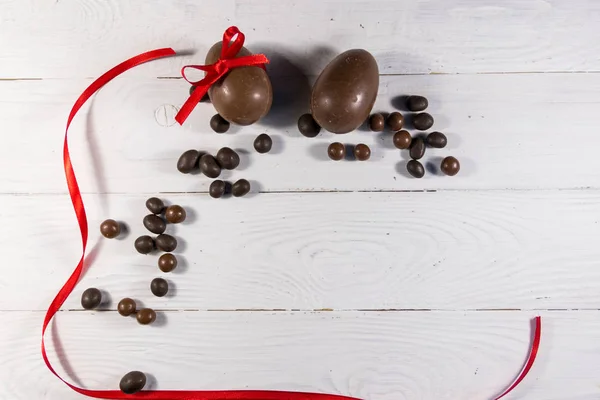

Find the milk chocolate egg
[[311, 49, 379, 134], [205, 42, 272, 126]]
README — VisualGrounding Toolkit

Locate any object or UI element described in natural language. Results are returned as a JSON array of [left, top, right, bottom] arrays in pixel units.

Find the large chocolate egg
[[311, 49, 379, 134], [205, 42, 272, 126]]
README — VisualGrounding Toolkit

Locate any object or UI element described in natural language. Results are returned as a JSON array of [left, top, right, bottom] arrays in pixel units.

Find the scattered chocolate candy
[[158, 253, 177, 273], [136, 308, 156, 325], [165, 205, 186, 224], [117, 298, 136, 316], [177, 149, 201, 173], [155, 234, 177, 252], [199, 154, 221, 178], [150, 277, 169, 297], [354, 143, 371, 161], [412, 112, 434, 131], [327, 142, 345, 161], [232, 179, 251, 197], [189, 85, 209, 102], [387, 112, 404, 131], [297, 113, 321, 137], [209, 180, 226, 198], [145, 197, 165, 215], [441, 156, 460, 176], [426, 131, 447, 148], [409, 137, 426, 160], [120, 371, 147, 394], [369, 113, 385, 132], [81, 288, 102, 309], [134, 235, 155, 254], [143, 214, 166, 235], [254, 133, 272, 153], [393, 130, 412, 150], [210, 114, 230, 133], [406, 160, 425, 178], [407, 95, 428, 112], [215, 147, 240, 170], [100, 219, 120, 239]]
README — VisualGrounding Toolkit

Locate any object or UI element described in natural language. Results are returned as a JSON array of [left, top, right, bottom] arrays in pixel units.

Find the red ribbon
[[174, 26, 269, 125]]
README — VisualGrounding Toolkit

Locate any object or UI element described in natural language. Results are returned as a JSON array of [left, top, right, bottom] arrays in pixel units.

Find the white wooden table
[[2, 1, 600, 399]]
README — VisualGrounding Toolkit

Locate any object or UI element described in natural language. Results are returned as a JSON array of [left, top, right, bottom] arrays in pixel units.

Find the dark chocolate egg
[[311, 49, 379, 134], [205, 42, 272, 126]]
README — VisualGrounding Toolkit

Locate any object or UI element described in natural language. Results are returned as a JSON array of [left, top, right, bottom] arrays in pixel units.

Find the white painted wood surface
[[3, 1, 600, 399]]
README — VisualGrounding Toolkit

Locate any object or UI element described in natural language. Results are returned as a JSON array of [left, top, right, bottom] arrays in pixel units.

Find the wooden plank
[[2, 73, 600, 194], [1, 0, 600, 78], [4, 191, 600, 311]]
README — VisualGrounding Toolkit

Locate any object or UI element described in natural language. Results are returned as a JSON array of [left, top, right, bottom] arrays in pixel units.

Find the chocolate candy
[[409, 137, 426, 160], [146, 197, 164, 215], [120, 371, 147, 394], [199, 154, 221, 178], [117, 298, 136, 316], [328, 142, 345, 161], [210, 114, 230, 133], [407, 160, 425, 178], [189, 85, 209, 102], [177, 149, 201, 173], [100, 219, 120, 239], [134, 235, 155, 254], [143, 214, 166, 235], [216, 147, 240, 170], [311, 49, 379, 133], [407, 95, 428, 112], [206, 42, 272, 125], [156, 234, 177, 252], [354, 143, 371, 161], [232, 179, 251, 197], [393, 130, 412, 150], [165, 205, 186, 224], [81, 288, 102, 309], [136, 308, 156, 325], [441, 156, 460, 176], [158, 253, 177, 273], [209, 180, 226, 198], [369, 113, 385, 132], [150, 277, 169, 297], [254, 133, 272, 153], [412, 112, 434, 131], [387, 112, 404, 131], [297, 113, 321, 137], [426, 131, 447, 148]]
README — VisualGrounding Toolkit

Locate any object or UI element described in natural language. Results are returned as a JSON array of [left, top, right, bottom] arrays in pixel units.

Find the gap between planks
[[9, 308, 600, 313]]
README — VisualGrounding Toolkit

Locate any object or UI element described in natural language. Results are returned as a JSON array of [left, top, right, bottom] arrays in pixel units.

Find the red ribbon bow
[[175, 26, 269, 125]]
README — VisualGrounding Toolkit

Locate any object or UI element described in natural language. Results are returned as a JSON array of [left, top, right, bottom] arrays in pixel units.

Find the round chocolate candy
[[369, 113, 385, 132], [210, 114, 230, 133], [297, 113, 321, 137], [199, 154, 221, 178], [117, 298, 136, 316], [254, 133, 272, 154], [120, 371, 147, 394], [441, 156, 460, 176], [426, 131, 447, 148], [81, 288, 102, 310], [387, 112, 404, 131], [136, 308, 156, 325], [393, 130, 412, 150], [209, 180, 226, 198], [232, 179, 251, 197], [150, 278, 169, 297], [327, 142, 345, 161], [158, 253, 177, 273], [165, 205, 186, 224], [407, 160, 425, 178], [354, 143, 371, 161], [407, 95, 428, 112], [177, 149, 201, 173], [143, 214, 166, 235], [155, 234, 177, 252], [412, 112, 434, 131], [216, 147, 240, 170], [409, 137, 426, 160], [100, 219, 120, 239], [134, 235, 155, 254], [145, 197, 164, 215], [189, 85, 209, 102]]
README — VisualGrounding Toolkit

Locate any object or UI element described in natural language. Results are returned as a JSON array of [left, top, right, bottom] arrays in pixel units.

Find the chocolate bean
[[409, 137, 426, 160], [177, 149, 201, 173], [354, 143, 371, 161], [297, 113, 321, 137], [393, 130, 412, 150], [100, 219, 120, 239], [199, 154, 221, 178], [189, 86, 209, 102], [150, 277, 169, 297], [253, 133, 272, 154], [134, 235, 155, 254], [387, 112, 404, 131], [232, 179, 251, 197], [210, 114, 230, 133], [216, 147, 240, 170], [145, 197, 165, 215], [369, 113, 385, 132], [406, 160, 425, 178], [81, 288, 102, 309], [327, 142, 345, 161], [120, 371, 147, 394], [158, 253, 177, 273], [412, 112, 434, 131], [426, 131, 447, 148], [407, 95, 428, 112], [165, 205, 186, 224], [441, 156, 460, 176], [136, 308, 156, 325], [143, 214, 166, 234], [117, 298, 136, 316], [209, 180, 226, 198], [155, 234, 177, 252]]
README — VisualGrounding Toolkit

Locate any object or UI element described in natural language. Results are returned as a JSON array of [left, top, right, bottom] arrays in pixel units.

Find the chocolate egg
[[311, 49, 379, 134], [205, 42, 272, 125]]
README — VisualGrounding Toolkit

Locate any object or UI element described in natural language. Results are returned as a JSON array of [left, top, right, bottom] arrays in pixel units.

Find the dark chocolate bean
[[189, 85, 209, 102], [406, 160, 425, 178], [354, 143, 371, 161], [232, 179, 251, 197], [327, 142, 345, 161], [158, 253, 177, 273], [136, 308, 156, 325], [100, 219, 120, 239], [199, 154, 221, 178], [143, 214, 166, 234], [412, 112, 434, 131], [387, 112, 404, 131], [120, 371, 147, 394], [393, 130, 412, 150], [177, 149, 201, 173], [409, 137, 426, 160], [297, 113, 321, 137], [253, 133, 272, 153], [407, 95, 428, 112], [155, 234, 177, 252], [369, 113, 385, 132], [441, 156, 460, 176], [165, 205, 186, 224], [210, 114, 230, 133], [81, 288, 102, 310], [117, 298, 136, 316], [145, 197, 165, 214], [209, 180, 226, 198], [216, 147, 240, 170], [134, 235, 155, 254], [426, 131, 447, 148], [150, 277, 169, 297]]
